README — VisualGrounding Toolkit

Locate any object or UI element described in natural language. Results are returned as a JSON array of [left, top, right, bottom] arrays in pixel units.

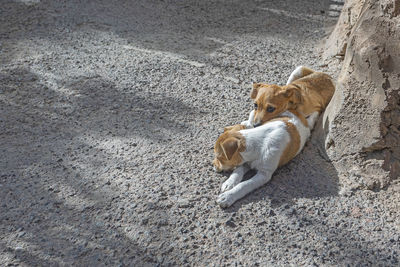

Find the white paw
[[221, 179, 237, 193], [240, 120, 253, 129], [216, 192, 236, 208]]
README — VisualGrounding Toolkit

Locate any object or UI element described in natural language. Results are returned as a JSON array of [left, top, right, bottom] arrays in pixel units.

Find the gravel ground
[[1, 0, 399, 266]]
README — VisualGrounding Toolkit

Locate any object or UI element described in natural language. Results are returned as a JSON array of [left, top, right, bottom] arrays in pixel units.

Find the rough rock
[[323, 0, 365, 59], [322, 0, 400, 189]]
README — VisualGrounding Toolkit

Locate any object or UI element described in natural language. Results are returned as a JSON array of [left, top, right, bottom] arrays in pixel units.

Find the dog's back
[[287, 66, 335, 116], [292, 72, 335, 115]]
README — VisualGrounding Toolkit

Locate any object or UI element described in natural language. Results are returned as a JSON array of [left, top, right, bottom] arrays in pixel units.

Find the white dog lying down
[[213, 111, 318, 208]]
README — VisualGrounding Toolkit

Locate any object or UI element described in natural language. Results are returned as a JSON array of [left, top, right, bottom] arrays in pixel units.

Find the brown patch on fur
[[250, 83, 265, 99], [213, 127, 246, 172], [299, 66, 315, 78], [251, 69, 335, 125], [290, 71, 335, 116], [282, 84, 303, 106], [224, 124, 247, 132], [278, 119, 301, 167]]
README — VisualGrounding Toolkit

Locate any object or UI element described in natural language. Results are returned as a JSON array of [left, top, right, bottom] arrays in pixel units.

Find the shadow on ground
[[1, 0, 331, 62], [0, 67, 185, 265]]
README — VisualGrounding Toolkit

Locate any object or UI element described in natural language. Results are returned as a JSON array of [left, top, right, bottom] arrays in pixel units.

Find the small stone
[[177, 199, 191, 208], [269, 210, 276, 216], [17, 231, 26, 238], [225, 218, 236, 228]]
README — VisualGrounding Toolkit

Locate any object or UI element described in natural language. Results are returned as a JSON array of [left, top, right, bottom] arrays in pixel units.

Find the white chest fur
[[239, 120, 290, 173]]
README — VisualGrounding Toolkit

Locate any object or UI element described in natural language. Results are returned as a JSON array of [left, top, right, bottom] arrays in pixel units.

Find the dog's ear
[[251, 83, 263, 99], [221, 137, 239, 160], [223, 126, 235, 132], [224, 125, 246, 132], [282, 85, 302, 105]]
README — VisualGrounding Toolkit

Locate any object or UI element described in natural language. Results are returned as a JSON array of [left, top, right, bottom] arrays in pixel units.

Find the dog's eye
[[266, 106, 276, 113], [254, 103, 258, 109]]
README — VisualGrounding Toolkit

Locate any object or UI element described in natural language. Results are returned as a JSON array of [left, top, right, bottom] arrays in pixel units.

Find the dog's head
[[250, 83, 302, 126], [213, 125, 246, 172]]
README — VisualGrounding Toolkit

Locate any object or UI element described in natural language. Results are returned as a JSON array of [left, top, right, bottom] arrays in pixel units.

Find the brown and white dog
[[213, 111, 318, 208], [241, 66, 335, 128]]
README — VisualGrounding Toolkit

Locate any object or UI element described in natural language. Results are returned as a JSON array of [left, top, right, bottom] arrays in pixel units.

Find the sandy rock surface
[[323, 0, 400, 189], [1, 0, 399, 266]]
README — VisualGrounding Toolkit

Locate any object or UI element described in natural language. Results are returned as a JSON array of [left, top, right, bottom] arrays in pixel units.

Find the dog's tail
[[286, 66, 315, 85]]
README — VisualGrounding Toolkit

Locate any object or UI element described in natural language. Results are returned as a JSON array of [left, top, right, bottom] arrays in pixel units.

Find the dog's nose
[[254, 122, 261, 127]]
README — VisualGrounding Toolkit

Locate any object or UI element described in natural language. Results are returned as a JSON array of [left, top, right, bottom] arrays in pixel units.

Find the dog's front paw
[[221, 179, 237, 193], [240, 120, 253, 129], [216, 192, 236, 208]]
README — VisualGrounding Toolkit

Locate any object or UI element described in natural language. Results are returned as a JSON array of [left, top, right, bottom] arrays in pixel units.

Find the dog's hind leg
[[286, 66, 315, 85], [221, 164, 250, 193], [217, 170, 272, 208]]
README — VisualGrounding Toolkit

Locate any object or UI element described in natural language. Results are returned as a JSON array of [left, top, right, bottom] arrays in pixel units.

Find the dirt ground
[[1, 0, 399, 266]]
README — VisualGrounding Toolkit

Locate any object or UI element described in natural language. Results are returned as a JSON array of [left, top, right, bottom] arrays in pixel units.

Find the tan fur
[[298, 66, 315, 78], [224, 124, 247, 132], [251, 70, 334, 125], [213, 127, 246, 172], [278, 119, 301, 167], [290, 72, 335, 115]]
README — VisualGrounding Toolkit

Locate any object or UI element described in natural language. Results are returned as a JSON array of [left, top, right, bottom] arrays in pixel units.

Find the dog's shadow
[[218, 119, 340, 212]]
